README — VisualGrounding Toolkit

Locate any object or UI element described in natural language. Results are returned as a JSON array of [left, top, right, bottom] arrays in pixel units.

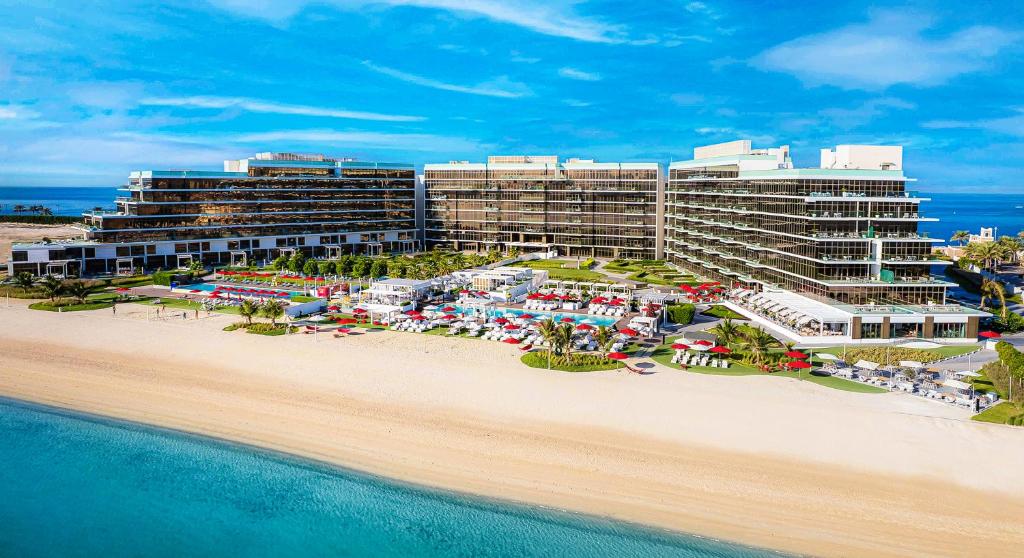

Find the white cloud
[[684, 1, 719, 19], [923, 108, 1024, 137], [207, 0, 629, 43], [557, 67, 602, 81], [139, 95, 424, 122], [0, 106, 18, 119], [753, 11, 1020, 90], [563, 99, 592, 107], [231, 129, 488, 151], [819, 97, 916, 129], [362, 61, 532, 98]]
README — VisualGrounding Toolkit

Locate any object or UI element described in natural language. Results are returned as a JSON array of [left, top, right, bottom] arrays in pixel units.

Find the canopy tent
[[853, 360, 880, 371], [816, 353, 841, 361], [942, 379, 972, 390], [898, 360, 925, 369]]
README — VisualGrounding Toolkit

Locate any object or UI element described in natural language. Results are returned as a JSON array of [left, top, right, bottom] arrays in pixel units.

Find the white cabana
[[954, 371, 982, 378], [816, 353, 841, 361], [942, 379, 972, 390], [898, 360, 925, 369], [853, 360, 880, 371]]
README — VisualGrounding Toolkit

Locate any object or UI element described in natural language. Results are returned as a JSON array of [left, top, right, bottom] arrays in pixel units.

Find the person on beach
[[112, 304, 116, 316]]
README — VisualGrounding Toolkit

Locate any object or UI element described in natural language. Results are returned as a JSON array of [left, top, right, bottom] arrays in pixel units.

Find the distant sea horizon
[[1, 186, 1021, 242]]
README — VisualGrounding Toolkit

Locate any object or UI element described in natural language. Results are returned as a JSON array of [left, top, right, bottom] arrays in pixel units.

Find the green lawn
[[649, 339, 887, 393], [972, 402, 1023, 425], [136, 297, 241, 315], [701, 305, 748, 320], [28, 292, 119, 312], [519, 260, 608, 281]]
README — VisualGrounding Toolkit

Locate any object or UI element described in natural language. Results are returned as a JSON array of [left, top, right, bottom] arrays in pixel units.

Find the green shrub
[[580, 258, 596, 269], [521, 351, 623, 372], [992, 312, 1024, 333], [666, 303, 696, 325]]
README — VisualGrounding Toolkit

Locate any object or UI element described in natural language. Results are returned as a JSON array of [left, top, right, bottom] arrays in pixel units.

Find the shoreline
[[2, 302, 1024, 556]]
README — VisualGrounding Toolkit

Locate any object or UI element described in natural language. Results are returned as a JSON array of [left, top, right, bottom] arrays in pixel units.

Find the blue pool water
[[175, 282, 305, 297], [0, 398, 785, 558]]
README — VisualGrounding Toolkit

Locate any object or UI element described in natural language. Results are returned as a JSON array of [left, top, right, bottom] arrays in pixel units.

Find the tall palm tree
[[997, 236, 1024, 265], [238, 299, 259, 325], [594, 325, 613, 352], [979, 278, 1008, 319], [556, 322, 576, 360], [965, 241, 1007, 272], [65, 281, 101, 304], [38, 275, 64, 303], [742, 327, 777, 369], [536, 318, 559, 369], [11, 271, 35, 293], [260, 299, 286, 327], [712, 318, 741, 347], [950, 230, 970, 246]]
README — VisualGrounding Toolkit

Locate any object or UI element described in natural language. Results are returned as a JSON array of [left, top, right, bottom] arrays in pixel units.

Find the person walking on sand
[[194, 308, 199, 320], [112, 303, 116, 316]]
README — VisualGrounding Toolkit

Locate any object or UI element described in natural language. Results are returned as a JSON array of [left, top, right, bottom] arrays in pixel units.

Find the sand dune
[[0, 223, 82, 265], [1, 301, 1023, 557]]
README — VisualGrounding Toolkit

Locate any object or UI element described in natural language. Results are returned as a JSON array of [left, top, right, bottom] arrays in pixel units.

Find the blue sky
[[1, 0, 1022, 191]]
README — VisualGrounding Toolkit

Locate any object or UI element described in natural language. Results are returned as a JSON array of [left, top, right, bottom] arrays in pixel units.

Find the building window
[[12, 251, 28, 262], [116, 246, 131, 257]]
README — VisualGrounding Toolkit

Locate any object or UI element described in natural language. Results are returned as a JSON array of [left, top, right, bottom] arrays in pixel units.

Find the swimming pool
[[173, 282, 306, 297], [449, 305, 617, 327]]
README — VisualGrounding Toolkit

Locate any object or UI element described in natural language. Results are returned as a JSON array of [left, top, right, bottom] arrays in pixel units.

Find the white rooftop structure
[[820, 145, 902, 171]]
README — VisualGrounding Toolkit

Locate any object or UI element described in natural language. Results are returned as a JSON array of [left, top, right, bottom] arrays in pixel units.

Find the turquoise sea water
[[0, 398, 784, 558]]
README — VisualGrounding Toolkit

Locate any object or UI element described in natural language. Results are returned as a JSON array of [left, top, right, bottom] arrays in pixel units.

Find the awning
[[898, 360, 924, 368], [853, 360, 880, 370], [816, 353, 841, 361], [942, 379, 972, 390]]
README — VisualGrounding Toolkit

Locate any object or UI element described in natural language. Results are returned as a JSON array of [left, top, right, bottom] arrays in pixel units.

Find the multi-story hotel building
[[423, 155, 662, 260], [665, 140, 985, 342], [7, 153, 417, 276]]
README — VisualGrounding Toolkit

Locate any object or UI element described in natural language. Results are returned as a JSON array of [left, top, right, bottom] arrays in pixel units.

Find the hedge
[[666, 303, 696, 325]]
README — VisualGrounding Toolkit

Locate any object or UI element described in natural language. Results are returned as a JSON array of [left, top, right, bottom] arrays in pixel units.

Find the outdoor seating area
[[819, 355, 995, 410], [729, 288, 847, 337]]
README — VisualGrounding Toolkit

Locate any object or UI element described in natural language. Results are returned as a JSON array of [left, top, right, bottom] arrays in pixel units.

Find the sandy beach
[[0, 223, 82, 265], [2, 301, 1023, 557]]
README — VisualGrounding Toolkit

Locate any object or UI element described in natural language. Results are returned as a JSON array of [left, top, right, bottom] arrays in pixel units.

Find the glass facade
[[424, 158, 660, 259], [664, 163, 949, 305]]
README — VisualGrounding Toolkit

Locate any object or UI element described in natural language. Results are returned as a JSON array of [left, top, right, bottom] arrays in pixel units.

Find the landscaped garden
[[602, 259, 701, 286], [517, 259, 608, 281], [701, 305, 748, 321], [969, 342, 1024, 425], [810, 344, 980, 367]]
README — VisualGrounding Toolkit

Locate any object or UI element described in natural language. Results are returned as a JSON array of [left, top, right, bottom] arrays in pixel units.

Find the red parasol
[[784, 351, 809, 359], [337, 318, 358, 324], [502, 337, 521, 344], [503, 324, 519, 330], [671, 343, 690, 350], [693, 340, 713, 346], [352, 308, 367, 314], [618, 327, 639, 336], [576, 323, 595, 331], [560, 317, 575, 323], [494, 317, 509, 324], [606, 352, 629, 360], [442, 306, 456, 312], [787, 360, 812, 369], [519, 313, 534, 320], [979, 331, 1001, 339], [710, 346, 732, 354]]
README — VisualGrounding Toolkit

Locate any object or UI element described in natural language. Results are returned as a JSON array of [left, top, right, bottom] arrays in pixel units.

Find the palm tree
[[536, 318, 559, 369], [556, 322, 576, 360], [965, 241, 1007, 272], [951, 230, 970, 246], [712, 318, 741, 347], [238, 299, 259, 325], [594, 325, 614, 351], [38, 275, 64, 303], [998, 236, 1024, 265], [979, 278, 1008, 319], [742, 327, 777, 369], [260, 299, 286, 327], [65, 281, 101, 304], [11, 271, 35, 293]]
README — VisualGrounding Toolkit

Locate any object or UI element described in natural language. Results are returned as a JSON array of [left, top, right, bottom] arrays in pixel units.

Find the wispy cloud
[[923, 108, 1024, 137], [231, 129, 488, 151], [557, 67, 602, 81], [563, 99, 592, 108], [139, 95, 425, 122], [208, 0, 629, 43], [669, 93, 705, 106], [819, 97, 915, 129], [753, 10, 1020, 90], [362, 61, 532, 98]]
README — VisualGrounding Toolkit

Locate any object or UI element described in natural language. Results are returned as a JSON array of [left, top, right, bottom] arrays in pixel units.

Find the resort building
[[665, 140, 987, 342], [8, 153, 418, 276], [423, 155, 662, 260]]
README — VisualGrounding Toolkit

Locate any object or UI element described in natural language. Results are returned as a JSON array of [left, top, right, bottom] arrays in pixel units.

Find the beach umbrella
[[607, 299, 622, 306], [519, 313, 535, 320], [327, 305, 340, 312], [786, 360, 812, 369], [442, 306, 456, 312], [591, 296, 607, 304], [560, 294, 573, 300], [208, 293, 222, 299], [337, 318, 358, 324], [527, 292, 542, 299], [116, 287, 130, 293], [560, 317, 575, 323], [978, 331, 1001, 339], [441, 314, 458, 320], [494, 317, 509, 324], [575, 323, 595, 331], [693, 340, 713, 346], [710, 346, 732, 354], [502, 337, 521, 344], [336, 327, 351, 334], [503, 324, 519, 330], [459, 289, 470, 294], [671, 343, 690, 350], [404, 310, 420, 315], [784, 350, 809, 359], [618, 327, 639, 337], [606, 352, 629, 360], [352, 308, 367, 314]]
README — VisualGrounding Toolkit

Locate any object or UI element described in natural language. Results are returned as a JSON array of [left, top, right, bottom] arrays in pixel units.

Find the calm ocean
[[1, 186, 1021, 241], [0, 398, 782, 558]]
